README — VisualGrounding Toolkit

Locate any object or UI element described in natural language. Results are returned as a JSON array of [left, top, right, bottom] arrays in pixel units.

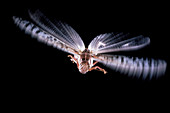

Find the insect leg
[[93, 61, 99, 66], [68, 55, 79, 69], [89, 66, 107, 74], [68, 55, 77, 63]]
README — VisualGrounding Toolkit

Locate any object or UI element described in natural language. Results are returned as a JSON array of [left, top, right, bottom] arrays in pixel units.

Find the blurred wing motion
[[13, 9, 167, 78], [94, 54, 167, 79], [90, 33, 167, 78], [88, 33, 150, 55], [13, 10, 85, 55]]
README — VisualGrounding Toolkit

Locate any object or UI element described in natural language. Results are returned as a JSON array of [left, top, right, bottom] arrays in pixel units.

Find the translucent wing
[[13, 16, 79, 55], [28, 9, 85, 52], [94, 54, 167, 79], [88, 33, 150, 55]]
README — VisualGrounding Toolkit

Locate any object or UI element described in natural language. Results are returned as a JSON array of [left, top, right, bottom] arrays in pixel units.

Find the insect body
[[77, 49, 93, 74], [68, 49, 107, 74], [13, 10, 167, 79]]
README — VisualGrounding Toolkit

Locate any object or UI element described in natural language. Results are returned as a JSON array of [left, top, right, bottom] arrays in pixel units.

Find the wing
[[94, 54, 167, 79], [88, 32, 150, 55], [28, 9, 85, 52], [13, 16, 79, 55]]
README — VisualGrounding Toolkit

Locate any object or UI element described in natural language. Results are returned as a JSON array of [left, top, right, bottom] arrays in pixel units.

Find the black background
[[3, 0, 170, 109]]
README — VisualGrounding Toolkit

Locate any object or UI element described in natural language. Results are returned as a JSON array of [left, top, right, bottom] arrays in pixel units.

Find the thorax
[[80, 48, 91, 62], [77, 49, 93, 74]]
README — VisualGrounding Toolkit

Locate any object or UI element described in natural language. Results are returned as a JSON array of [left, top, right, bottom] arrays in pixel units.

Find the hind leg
[[89, 66, 107, 74]]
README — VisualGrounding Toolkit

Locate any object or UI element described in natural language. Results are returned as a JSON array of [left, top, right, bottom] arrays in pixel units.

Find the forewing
[[28, 9, 85, 52], [94, 54, 167, 79], [13, 16, 79, 55], [88, 33, 150, 55]]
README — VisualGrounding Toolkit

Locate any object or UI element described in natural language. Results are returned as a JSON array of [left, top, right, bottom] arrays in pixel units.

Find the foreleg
[[68, 55, 77, 63], [68, 55, 79, 69]]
